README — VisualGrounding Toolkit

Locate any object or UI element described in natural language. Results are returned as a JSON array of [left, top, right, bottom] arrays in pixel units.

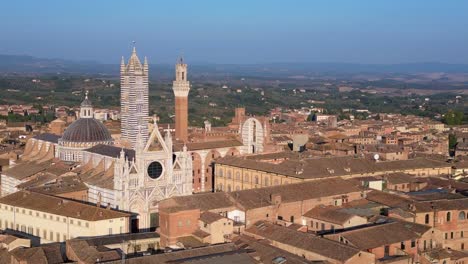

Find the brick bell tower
[[172, 57, 190, 142]]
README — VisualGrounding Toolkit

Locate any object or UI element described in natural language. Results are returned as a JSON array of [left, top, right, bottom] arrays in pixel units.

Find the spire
[[126, 43, 142, 73], [132, 40, 137, 54], [120, 147, 125, 160], [143, 56, 148, 73], [135, 125, 144, 153], [80, 90, 93, 118]]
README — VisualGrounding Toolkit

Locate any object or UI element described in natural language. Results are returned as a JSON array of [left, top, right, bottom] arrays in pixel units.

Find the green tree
[[443, 110, 464, 125]]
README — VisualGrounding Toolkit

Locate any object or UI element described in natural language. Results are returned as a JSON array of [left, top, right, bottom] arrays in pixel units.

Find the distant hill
[[1, 54, 468, 77]]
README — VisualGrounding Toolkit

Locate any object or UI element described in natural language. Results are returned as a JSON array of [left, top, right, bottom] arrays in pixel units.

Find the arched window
[[447, 212, 451, 222], [255, 176, 259, 185], [459, 211, 466, 221], [274, 179, 279, 186], [244, 174, 249, 182], [425, 214, 430, 224], [227, 184, 232, 192], [235, 172, 241, 181], [218, 169, 223, 177], [264, 177, 269, 186], [227, 171, 232, 179]]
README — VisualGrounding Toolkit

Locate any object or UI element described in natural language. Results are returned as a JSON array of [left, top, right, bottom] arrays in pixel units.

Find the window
[[447, 212, 451, 222], [178, 220, 183, 227], [445, 233, 448, 240], [321, 223, 325, 230], [459, 211, 466, 220], [400, 241, 405, 250], [451, 232, 454, 239], [109, 228, 112, 235], [147, 161, 163, 179], [425, 214, 430, 224], [411, 240, 416, 248], [227, 171, 232, 179]]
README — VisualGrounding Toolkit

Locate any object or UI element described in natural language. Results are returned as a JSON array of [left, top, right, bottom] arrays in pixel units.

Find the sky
[[1, 0, 468, 64]]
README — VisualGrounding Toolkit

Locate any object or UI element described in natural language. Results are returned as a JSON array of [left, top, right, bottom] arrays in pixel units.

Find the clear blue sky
[[2, 0, 467, 64]]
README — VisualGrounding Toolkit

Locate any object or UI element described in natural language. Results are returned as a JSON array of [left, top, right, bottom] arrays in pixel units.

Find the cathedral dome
[[61, 118, 113, 144]]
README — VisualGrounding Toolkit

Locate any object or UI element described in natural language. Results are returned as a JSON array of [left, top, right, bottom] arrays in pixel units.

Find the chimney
[[270, 193, 282, 205]]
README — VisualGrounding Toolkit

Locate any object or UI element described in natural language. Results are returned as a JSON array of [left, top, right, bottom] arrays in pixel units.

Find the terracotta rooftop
[[200, 211, 225, 224], [326, 220, 431, 250], [161, 178, 363, 212], [216, 156, 450, 180], [245, 221, 365, 263], [0, 190, 131, 221], [33, 133, 60, 144], [3, 160, 73, 181], [173, 139, 243, 152], [9, 243, 65, 264], [103, 243, 252, 264], [303, 205, 358, 225]]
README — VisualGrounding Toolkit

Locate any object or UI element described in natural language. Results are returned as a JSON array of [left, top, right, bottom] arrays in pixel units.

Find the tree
[[449, 134, 457, 150], [443, 110, 464, 125]]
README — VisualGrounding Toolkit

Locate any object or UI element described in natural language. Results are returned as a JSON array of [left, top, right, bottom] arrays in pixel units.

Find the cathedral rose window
[[147, 161, 163, 179]]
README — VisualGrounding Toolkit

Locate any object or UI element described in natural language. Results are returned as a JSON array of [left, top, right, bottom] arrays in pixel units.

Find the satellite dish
[[374, 154, 380, 161]]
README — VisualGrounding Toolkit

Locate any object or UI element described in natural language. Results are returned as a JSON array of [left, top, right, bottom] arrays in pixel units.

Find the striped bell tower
[[120, 46, 149, 148]]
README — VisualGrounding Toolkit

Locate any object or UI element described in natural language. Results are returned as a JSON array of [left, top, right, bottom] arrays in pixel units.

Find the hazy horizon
[[2, 0, 468, 65]]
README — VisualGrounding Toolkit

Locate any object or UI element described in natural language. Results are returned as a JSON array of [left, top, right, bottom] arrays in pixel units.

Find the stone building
[[0, 190, 132, 243]]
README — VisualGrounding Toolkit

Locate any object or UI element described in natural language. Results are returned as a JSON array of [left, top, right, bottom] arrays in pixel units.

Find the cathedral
[[0, 47, 270, 231]]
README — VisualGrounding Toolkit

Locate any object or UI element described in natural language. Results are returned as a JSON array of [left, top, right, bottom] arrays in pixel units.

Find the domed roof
[[61, 118, 113, 143]]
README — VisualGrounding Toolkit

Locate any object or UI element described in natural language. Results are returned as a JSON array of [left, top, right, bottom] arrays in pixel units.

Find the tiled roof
[[200, 211, 225, 224], [162, 178, 362, 212], [0, 190, 131, 221], [326, 220, 431, 250], [245, 221, 364, 262], [174, 139, 243, 152], [33, 133, 60, 144], [84, 144, 135, 160], [303, 206, 357, 225], [216, 156, 450, 180]]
